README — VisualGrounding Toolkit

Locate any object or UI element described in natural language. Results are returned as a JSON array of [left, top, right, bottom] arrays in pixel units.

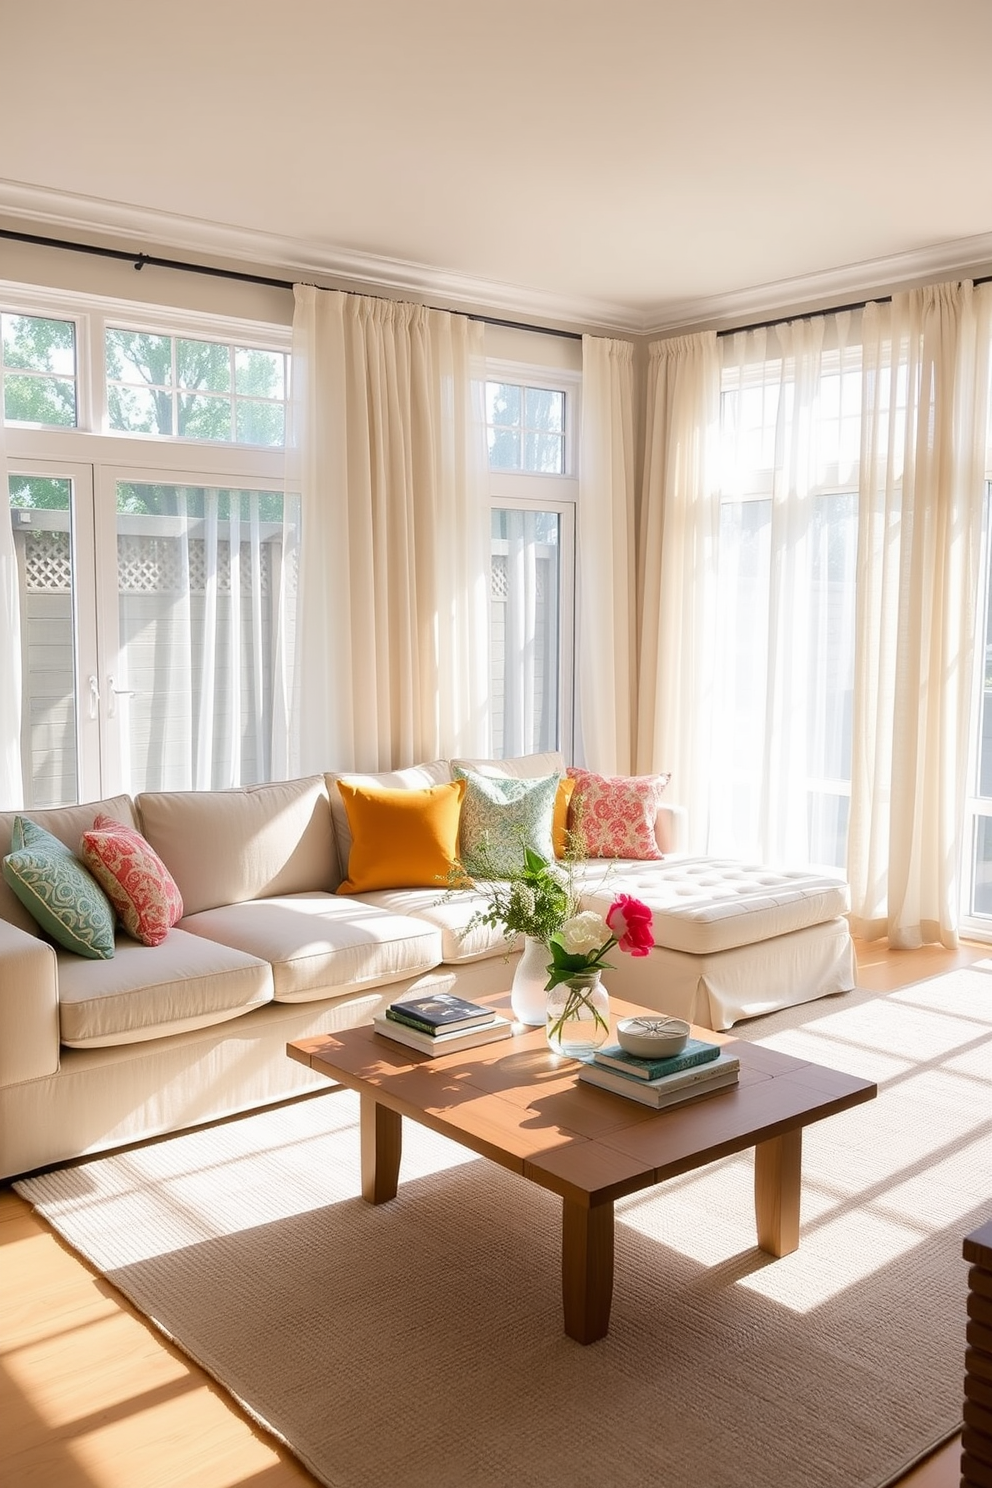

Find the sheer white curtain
[[0, 415, 22, 809], [289, 286, 491, 773], [635, 331, 720, 850], [115, 486, 299, 793], [711, 315, 860, 866], [849, 282, 992, 948], [576, 335, 636, 772]]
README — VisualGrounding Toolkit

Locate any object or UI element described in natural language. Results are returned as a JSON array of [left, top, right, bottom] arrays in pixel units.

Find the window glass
[[6, 474, 78, 807], [106, 327, 288, 446], [487, 381, 565, 473], [490, 508, 561, 757], [113, 482, 299, 792], [2, 314, 77, 426]]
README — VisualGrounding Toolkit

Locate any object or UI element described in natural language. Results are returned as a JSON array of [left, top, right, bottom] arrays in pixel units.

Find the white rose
[[559, 911, 610, 956]]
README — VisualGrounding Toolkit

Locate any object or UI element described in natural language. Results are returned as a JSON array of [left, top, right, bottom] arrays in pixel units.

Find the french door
[[7, 457, 298, 810]]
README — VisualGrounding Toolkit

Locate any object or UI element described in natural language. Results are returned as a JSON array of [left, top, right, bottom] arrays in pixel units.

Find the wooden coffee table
[[288, 994, 876, 1344]]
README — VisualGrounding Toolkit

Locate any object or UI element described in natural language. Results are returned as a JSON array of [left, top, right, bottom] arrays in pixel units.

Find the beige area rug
[[16, 966, 992, 1488]]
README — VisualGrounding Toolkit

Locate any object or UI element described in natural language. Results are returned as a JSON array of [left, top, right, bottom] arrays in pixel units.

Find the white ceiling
[[3, 0, 992, 333]]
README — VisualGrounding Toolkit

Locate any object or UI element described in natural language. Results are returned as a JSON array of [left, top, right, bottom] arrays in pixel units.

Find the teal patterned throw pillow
[[454, 768, 559, 879], [3, 816, 116, 959]]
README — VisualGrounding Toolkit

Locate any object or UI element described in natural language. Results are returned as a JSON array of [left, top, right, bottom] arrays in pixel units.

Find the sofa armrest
[[656, 803, 689, 856], [0, 918, 60, 1086]]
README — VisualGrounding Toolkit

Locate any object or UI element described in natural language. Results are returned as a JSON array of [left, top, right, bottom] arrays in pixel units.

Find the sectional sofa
[[0, 753, 855, 1179]]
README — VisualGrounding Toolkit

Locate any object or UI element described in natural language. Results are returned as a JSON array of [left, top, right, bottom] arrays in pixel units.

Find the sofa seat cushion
[[56, 928, 274, 1048], [578, 857, 851, 956], [180, 892, 443, 1002], [354, 887, 522, 964]]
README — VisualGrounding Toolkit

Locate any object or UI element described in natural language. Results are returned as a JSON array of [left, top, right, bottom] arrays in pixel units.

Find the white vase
[[510, 935, 550, 1026]]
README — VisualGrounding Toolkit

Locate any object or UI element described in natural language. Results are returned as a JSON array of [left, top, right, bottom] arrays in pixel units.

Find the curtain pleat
[[289, 286, 491, 774], [577, 335, 636, 773], [0, 414, 22, 808], [849, 283, 992, 947], [636, 331, 720, 852]]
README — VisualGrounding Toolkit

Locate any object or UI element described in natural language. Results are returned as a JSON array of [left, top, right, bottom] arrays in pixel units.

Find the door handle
[[107, 676, 138, 718], [88, 675, 100, 719]]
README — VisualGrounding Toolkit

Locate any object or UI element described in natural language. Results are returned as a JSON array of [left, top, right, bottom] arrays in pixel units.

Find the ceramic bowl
[[616, 1016, 691, 1059]]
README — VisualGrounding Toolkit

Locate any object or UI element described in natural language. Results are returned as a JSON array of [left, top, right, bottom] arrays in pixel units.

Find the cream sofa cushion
[[0, 795, 137, 936], [326, 761, 452, 879], [181, 892, 443, 1002], [137, 776, 337, 916], [57, 928, 273, 1048], [355, 887, 521, 964], [450, 751, 566, 780]]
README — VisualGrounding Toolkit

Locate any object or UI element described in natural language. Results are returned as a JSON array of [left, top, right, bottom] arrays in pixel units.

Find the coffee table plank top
[[288, 995, 876, 1205]]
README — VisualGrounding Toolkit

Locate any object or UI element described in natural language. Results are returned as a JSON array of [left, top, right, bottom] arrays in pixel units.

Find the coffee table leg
[[360, 1093, 401, 1204], [562, 1198, 614, 1344], [754, 1128, 802, 1256]]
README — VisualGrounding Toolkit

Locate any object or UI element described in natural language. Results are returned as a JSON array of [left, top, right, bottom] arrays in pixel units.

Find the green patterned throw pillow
[[3, 817, 116, 959], [454, 767, 559, 878]]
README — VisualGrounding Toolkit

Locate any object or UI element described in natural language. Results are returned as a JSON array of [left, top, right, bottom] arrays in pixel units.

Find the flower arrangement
[[545, 895, 655, 1047], [546, 895, 655, 989]]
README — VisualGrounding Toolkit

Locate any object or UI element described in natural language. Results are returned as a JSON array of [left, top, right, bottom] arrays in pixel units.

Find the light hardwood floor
[[2, 938, 986, 1488]]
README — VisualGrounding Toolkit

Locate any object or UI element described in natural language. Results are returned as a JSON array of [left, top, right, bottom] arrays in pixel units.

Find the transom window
[[486, 380, 566, 474], [1, 313, 78, 427], [106, 328, 287, 446]]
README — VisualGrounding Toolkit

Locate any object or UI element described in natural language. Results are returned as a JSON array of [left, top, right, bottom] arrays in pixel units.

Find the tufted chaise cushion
[[578, 857, 850, 956]]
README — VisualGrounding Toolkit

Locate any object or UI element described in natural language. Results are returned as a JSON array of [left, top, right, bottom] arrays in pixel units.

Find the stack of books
[[373, 991, 512, 1057], [578, 1035, 740, 1108]]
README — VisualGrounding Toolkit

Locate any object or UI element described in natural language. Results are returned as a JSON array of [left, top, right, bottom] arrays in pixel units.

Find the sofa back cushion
[[0, 795, 137, 935], [136, 775, 338, 916]]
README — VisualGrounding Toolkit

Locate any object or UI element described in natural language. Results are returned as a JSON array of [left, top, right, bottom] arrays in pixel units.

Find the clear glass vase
[[546, 971, 611, 1058], [511, 935, 551, 1026]]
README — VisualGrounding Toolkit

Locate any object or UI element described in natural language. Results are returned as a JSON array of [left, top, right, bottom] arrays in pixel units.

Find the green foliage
[[450, 843, 576, 944], [8, 475, 71, 511], [2, 313, 77, 425]]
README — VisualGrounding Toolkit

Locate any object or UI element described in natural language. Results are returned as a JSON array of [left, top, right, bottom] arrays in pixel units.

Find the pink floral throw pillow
[[80, 814, 184, 946], [565, 768, 671, 860]]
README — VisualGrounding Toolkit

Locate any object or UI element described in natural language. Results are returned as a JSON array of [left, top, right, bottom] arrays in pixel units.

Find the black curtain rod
[[0, 226, 583, 341], [716, 274, 992, 339]]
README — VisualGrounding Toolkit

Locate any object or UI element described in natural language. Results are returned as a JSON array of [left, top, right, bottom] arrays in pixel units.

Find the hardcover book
[[387, 991, 496, 1033], [373, 1014, 512, 1057], [578, 1055, 740, 1109], [592, 1037, 722, 1081]]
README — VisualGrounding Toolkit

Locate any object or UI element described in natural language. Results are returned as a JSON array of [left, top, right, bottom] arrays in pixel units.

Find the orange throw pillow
[[335, 778, 466, 894]]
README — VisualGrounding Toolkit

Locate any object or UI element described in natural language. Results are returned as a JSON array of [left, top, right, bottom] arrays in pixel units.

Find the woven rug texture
[[16, 965, 992, 1488]]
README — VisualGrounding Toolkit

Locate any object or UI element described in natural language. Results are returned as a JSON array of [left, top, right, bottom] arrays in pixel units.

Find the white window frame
[[486, 359, 580, 762], [3, 281, 290, 802]]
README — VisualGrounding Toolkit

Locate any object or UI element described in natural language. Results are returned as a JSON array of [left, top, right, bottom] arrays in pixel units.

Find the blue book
[[592, 1037, 722, 1081], [386, 992, 495, 1034]]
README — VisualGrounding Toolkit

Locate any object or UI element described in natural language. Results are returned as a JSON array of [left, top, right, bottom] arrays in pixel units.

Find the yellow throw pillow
[[553, 776, 577, 857], [335, 778, 467, 894]]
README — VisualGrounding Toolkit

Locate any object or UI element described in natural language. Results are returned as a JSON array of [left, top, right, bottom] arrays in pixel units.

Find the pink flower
[[606, 895, 654, 957]]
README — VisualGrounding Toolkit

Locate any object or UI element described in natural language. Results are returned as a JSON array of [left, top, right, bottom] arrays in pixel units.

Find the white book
[[578, 1053, 740, 1109], [372, 1013, 513, 1057]]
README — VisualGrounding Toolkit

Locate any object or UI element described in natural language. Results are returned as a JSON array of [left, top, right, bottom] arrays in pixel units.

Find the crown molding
[[0, 179, 638, 335], [4, 179, 992, 341], [640, 232, 992, 337]]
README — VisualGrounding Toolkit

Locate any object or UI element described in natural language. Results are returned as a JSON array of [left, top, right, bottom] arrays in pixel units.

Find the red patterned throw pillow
[[80, 814, 184, 946], [565, 768, 671, 860]]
